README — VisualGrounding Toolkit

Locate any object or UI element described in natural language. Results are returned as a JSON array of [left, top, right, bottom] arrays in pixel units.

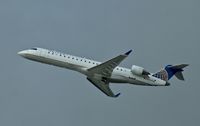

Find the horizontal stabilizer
[[169, 64, 189, 69]]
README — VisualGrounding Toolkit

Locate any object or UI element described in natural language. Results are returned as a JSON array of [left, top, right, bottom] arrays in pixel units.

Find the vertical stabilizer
[[175, 72, 185, 80], [153, 64, 189, 81], [167, 64, 189, 81]]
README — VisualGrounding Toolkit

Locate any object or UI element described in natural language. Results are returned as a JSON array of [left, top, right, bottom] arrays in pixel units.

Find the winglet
[[124, 50, 132, 56], [114, 93, 121, 97]]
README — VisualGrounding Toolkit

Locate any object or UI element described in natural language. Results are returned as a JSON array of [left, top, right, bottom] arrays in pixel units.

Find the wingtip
[[114, 93, 121, 97], [125, 50, 132, 56]]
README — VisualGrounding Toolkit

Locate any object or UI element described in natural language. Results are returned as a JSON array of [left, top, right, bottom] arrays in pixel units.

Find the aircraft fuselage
[[18, 48, 167, 87]]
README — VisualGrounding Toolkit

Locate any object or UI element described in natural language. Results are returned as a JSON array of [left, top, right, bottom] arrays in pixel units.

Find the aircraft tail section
[[152, 64, 189, 81], [175, 71, 185, 80]]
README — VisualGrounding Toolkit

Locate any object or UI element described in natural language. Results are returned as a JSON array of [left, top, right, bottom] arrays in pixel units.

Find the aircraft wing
[[87, 50, 132, 97], [87, 77, 120, 97], [88, 50, 132, 77]]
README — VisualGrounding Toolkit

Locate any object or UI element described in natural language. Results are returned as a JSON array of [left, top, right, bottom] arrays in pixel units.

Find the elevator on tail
[[18, 47, 188, 98]]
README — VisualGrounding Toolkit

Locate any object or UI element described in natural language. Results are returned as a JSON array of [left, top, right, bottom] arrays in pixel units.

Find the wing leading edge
[[86, 50, 132, 97], [88, 50, 132, 77]]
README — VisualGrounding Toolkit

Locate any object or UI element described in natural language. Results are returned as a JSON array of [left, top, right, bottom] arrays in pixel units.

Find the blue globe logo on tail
[[152, 69, 168, 81]]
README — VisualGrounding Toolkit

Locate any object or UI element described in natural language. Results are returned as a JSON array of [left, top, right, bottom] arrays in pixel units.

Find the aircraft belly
[[42, 57, 86, 73], [24, 54, 87, 74], [109, 74, 128, 83], [128, 76, 166, 86], [109, 74, 146, 85]]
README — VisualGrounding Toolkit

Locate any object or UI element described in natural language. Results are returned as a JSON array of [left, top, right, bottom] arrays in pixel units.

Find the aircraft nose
[[18, 50, 27, 57]]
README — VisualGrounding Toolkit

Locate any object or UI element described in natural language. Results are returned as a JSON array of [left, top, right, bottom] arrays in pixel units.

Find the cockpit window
[[30, 48, 37, 50]]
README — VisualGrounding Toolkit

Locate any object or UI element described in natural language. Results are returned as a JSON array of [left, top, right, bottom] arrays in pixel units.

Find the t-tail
[[152, 64, 189, 82]]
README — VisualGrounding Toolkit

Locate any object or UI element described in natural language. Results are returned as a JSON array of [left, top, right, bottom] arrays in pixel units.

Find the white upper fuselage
[[18, 47, 167, 86]]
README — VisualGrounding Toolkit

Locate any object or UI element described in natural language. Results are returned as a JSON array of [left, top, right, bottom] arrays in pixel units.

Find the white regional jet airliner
[[18, 47, 188, 98]]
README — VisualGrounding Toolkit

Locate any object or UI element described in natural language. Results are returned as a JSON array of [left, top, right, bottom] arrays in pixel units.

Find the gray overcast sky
[[0, 0, 199, 126]]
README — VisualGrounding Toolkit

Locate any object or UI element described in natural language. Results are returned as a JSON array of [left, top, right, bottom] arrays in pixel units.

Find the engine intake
[[131, 65, 150, 76]]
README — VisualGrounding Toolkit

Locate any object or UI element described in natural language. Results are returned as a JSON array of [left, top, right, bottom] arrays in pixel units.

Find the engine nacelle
[[131, 65, 150, 76]]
